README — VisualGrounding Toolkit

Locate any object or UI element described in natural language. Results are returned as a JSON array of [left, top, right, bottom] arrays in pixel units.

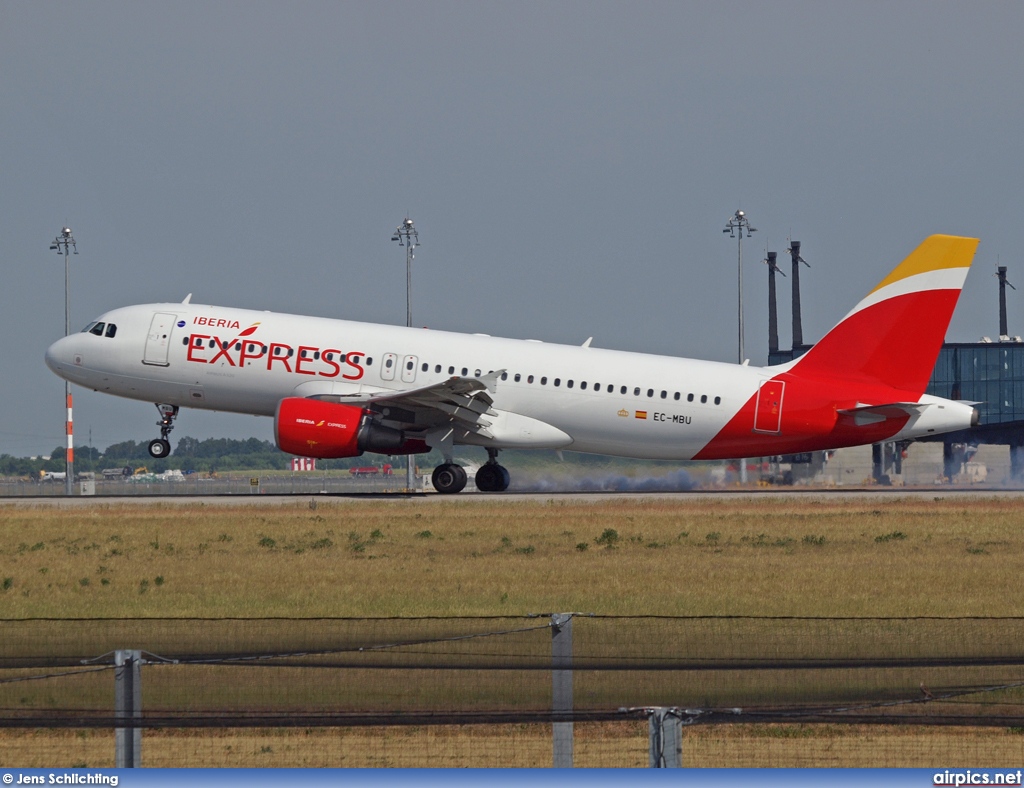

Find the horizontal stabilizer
[[837, 402, 927, 426]]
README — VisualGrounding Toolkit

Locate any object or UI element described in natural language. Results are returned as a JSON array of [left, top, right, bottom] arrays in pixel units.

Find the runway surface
[[3, 486, 1024, 507]]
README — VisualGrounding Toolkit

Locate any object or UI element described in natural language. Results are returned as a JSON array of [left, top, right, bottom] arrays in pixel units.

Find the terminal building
[[765, 247, 1024, 484]]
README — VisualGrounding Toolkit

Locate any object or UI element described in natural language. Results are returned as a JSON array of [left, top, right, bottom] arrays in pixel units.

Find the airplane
[[45, 234, 980, 494]]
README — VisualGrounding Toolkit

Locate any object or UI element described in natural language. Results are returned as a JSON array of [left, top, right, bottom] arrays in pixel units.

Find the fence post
[[114, 650, 143, 767], [551, 613, 573, 767], [648, 707, 682, 767]]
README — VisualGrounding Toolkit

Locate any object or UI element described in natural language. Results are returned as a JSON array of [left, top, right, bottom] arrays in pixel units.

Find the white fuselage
[[46, 302, 772, 459]]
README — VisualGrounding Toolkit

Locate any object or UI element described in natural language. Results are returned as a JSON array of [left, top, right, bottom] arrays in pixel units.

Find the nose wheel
[[148, 404, 179, 458]]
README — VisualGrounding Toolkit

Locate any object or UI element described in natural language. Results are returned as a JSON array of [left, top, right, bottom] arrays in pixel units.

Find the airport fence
[[3, 615, 1024, 767]]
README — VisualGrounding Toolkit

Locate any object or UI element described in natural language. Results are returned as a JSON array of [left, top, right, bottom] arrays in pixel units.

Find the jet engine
[[274, 397, 424, 458]]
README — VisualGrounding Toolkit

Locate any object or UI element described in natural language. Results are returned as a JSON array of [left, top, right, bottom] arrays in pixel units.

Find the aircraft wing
[[302, 371, 503, 438]]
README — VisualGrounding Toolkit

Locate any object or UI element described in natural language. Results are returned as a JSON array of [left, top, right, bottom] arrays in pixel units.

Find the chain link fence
[[3, 615, 1024, 767]]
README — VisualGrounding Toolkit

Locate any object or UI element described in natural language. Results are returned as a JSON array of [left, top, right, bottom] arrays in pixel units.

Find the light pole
[[723, 210, 756, 364], [723, 211, 755, 484], [50, 227, 77, 496], [391, 218, 420, 492]]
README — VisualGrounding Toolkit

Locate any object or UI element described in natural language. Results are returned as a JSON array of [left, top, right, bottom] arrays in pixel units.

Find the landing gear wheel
[[476, 463, 510, 492], [432, 463, 468, 494], [150, 403, 179, 458], [148, 438, 171, 459]]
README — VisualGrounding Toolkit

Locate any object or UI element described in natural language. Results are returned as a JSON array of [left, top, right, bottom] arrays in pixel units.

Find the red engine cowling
[[274, 398, 426, 458]]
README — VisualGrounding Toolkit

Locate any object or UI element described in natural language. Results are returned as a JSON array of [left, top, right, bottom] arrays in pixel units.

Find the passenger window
[[514, 373, 521, 382], [406, 361, 413, 370], [567, 380, 574, 389], [105, 324, 117, 338], [634, 387, 640, 396], [700, 394, 707, 403], [527, 375, 534, 383], [580, 381, 587, 390], [554, 378, 561, 387], [209, 340, 216, 348], [366, 357, 373, 365], [541, 377, 547, 385], [607, 384, 613, 393], [314, 351, 320, 360], [435, 365, 441, 373], [339, 354, 346, 362], [386, 358, 393, 368], [501, 372, 509, 381], [647, 389, 654, 397], [461, 367, 468, 376], [235, 342, 242, 351], [325, 353, 333, 361], [249, 344, 257, 353], [89, 322, 105, 336], [674, 392, 680, 400], [475, 369, 481, 377], [620, 386, 627, 395], [182, 338, 189, 346], [660, 391, 667, 399], [714, 396, 721, 405], [422, 362, 428, 372], [449, 366, 455, 375], [687, 393, 694, 402]]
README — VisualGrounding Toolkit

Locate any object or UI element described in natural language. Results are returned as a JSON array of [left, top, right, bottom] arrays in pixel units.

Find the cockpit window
[[105, 323, 117, 338], [88, 322, 106, 336], [81, 322, 98, 334]]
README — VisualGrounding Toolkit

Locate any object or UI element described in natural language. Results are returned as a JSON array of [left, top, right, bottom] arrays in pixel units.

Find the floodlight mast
[[391, 218, 420, 492], [723, 210, 756, 365], [49, 227, 78, 496]]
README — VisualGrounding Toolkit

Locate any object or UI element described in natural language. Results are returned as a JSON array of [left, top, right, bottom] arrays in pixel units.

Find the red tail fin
[[787, 235, 978, 395]]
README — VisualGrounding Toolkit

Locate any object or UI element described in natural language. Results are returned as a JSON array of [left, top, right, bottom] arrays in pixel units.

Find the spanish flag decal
[[635, 411, 647, 419]]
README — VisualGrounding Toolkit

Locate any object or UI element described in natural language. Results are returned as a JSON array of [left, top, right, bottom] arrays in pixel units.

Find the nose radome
[[45, 336, 71, 374]]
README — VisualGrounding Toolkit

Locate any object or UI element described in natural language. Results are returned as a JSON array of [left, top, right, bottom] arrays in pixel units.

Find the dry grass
[[5, 724, 1024, 768], [0, 497, 1021, 617], [3, 495, 1024, 767]]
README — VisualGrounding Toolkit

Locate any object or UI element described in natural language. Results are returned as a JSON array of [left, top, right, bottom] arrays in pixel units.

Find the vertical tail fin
[[787, 235, 978, 394]]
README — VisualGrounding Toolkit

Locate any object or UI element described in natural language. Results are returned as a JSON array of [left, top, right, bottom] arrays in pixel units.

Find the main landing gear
[[431, 449, 510, 494], [148, 404, 178, 459]]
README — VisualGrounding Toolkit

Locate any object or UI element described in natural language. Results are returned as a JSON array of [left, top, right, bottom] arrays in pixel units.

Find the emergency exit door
[[753, 379, 785, 434]]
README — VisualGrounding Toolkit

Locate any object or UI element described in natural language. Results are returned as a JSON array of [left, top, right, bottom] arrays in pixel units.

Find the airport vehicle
[[39, 471, 67, 482], [45, 235, 980, 493], [349, 464, 393, 477]]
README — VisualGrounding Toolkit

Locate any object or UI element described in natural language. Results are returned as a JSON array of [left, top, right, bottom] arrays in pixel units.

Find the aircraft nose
[[45, 335, 73, 374]]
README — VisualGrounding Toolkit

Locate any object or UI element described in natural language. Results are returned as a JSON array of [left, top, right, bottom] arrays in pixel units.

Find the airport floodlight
[[50, 226, 78, 497], [391, 217, 420, 493], [723, 210, 756, 365]]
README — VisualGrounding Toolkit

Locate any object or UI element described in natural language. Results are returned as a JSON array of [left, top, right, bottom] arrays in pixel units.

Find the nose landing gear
[[148, 404, 178, 458]]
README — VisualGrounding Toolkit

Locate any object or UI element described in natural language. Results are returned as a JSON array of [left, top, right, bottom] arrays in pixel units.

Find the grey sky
[[2, 2, 1023, 456]]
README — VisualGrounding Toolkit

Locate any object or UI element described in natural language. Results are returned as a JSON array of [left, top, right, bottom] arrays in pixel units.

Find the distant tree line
[[0, 437, 379, 477]]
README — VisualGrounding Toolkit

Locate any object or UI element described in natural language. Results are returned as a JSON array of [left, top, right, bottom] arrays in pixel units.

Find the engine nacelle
[[274, 397, 425, 458]]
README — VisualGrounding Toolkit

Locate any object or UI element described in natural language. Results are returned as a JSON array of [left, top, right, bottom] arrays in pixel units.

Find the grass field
[[0, 496, 1021, 617], [2, 494, 1024, 767]]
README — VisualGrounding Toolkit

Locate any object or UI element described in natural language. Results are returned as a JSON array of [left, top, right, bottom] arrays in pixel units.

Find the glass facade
[[769, 343, 1024, 427], [927, 343, 1024, 425]]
